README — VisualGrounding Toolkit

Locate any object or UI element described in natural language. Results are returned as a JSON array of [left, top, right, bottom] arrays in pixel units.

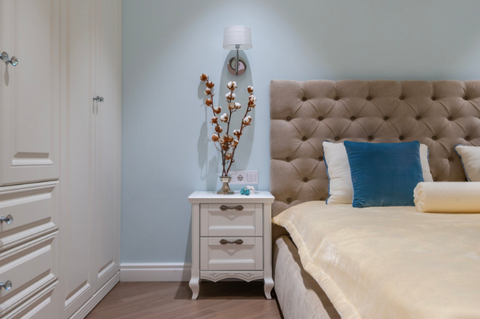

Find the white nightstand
[[188, 191, 275, 299]]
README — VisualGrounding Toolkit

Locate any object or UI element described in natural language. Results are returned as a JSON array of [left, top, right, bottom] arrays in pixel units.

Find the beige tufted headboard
[[270, 80, 480, 238]]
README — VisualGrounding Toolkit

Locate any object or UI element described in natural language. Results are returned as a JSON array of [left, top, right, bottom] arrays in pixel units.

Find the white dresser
[[188, 191, 275, 300]]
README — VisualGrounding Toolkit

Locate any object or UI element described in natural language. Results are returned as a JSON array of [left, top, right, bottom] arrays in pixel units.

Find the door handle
[[1, 52, 18, 66], [93, 96, 104, 103]]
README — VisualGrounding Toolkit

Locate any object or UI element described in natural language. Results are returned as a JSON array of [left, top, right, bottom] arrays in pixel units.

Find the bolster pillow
[[414, 182, 480, 213]]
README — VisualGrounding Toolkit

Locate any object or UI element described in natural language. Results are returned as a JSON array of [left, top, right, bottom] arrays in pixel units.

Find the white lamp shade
[[223, 26, 252, 50]]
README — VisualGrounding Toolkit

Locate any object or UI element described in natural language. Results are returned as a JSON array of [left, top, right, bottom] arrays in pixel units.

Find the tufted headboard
[[270, 80, 480, 238]]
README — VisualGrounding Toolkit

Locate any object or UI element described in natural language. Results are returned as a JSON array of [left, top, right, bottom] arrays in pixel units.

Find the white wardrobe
[[0, 1, 121, 318]]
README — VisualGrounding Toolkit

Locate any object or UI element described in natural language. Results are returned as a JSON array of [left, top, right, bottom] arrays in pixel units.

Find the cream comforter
[[273, 201, 480, 319]]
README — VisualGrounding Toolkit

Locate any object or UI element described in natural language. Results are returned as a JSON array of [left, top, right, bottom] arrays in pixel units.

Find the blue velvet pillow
[[344, 141, 424, 207]]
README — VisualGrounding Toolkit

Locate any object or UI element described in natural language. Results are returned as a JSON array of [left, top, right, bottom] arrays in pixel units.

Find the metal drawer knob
[[220, 239, 243, 245], [0, 280, 12, 291], [220, 205, 243, 211], [0, 214, 13, 225]]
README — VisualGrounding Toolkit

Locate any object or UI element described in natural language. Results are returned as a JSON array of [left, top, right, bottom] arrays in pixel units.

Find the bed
[[269, 80, 480, 318]]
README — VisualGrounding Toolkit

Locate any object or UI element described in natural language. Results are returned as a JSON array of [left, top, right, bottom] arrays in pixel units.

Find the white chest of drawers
[[188, 191, 275, 299]]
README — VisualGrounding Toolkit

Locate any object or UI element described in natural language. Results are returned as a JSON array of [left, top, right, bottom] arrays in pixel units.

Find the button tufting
[[463, 96, 468, 100], [368, 136, 373, 141], [303, 177, 308, 182], [350, 116, 356, 121], [399, 136, 404, 140], [287, 198, 292, 203], [302, 97, 307, 101], [286, 116, 292, 121], [400, 96, 405, 100], [432, 96, 436, 100], [334, 96, 339, 101], [433, 177, 437, 181], [447, 116, 453, 121], [415, 115, 421, 120], [465, 136, 470, 141], [448, 156, 453, 161], [383, 116, 389, 120], [286, 157, 291, 162], [319, 156, 324, 161], [302, 136, 307, 141], [432, 136, 437, 140], [334, 136, 340, 141], [318, 116, 323, 121], [366, 96, 372, 101]]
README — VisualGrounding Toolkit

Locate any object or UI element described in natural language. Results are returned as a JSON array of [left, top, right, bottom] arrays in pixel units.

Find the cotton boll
[[220, 113, 229, 122]]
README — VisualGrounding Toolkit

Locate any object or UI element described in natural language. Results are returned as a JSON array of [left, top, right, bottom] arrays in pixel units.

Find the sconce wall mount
[[223, 26, 252, 76]]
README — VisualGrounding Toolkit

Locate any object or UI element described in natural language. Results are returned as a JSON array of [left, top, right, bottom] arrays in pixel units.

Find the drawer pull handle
[[220, 205, 243, 211], [0, 280, 12, 291], [220, 239, 244, 245], [0, 215, 13, 225]]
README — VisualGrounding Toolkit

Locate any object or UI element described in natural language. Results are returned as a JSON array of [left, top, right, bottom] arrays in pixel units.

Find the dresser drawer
[[0, 182, 58, 252], [200, 237, 263, 271], [200, 203, 263, 237], [0, 232, 58, 318]]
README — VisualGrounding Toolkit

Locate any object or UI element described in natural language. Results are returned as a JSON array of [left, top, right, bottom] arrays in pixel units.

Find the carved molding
[[0, 274, 57, 318], [201, 272, 264, 282]]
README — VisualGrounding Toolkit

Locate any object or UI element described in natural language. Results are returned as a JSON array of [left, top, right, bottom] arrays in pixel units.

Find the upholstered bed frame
[[270, 80, 480, 318]]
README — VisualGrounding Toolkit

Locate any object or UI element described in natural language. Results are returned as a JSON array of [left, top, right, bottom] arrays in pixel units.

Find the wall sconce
[[223, 26, 252, 76]]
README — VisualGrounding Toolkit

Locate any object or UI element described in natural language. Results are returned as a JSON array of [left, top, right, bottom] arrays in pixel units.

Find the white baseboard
[[70, 271, 120, 319], [120, 263, 191, 282]]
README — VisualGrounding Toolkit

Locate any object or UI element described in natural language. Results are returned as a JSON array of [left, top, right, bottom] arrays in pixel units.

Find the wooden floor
[[86, 281, 282, 319]]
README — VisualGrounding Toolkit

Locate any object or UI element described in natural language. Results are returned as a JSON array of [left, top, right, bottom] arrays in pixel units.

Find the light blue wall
[[121, 0, 480, 263]]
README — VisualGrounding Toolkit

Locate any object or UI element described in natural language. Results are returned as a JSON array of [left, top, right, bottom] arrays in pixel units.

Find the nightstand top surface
[[188, 191, 274, 203]]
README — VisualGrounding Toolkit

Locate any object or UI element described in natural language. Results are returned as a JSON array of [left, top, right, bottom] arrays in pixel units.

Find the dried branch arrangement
[[200, 73, 256, 177]]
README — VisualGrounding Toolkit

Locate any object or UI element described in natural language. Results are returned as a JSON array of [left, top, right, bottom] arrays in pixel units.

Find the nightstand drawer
[[200, 204, 263, 237], [200, 237, 263, 271]]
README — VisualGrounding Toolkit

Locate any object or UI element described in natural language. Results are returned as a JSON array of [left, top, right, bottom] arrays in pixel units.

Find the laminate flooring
[[85, 281, 282, 319]]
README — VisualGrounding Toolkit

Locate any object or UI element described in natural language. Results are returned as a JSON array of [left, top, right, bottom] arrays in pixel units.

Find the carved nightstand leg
[[264, 277, 274, 299], [189, 277, 200, 300]]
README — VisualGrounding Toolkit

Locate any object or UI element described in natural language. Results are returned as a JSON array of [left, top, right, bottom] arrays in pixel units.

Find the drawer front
[[0, 182, 58, 252], [0, 232, 58, 318], [201, 204, 263, 237], [200, 237, 263, 271]]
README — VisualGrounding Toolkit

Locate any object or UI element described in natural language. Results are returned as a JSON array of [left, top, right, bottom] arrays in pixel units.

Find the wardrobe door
[[60, 1, 96, 317], [0, 0, 60, 186], [94, 0, 121, 290]]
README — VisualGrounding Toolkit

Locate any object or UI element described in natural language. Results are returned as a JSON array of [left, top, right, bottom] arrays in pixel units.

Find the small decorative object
[[223, 26, 252, 76], [200, 74, 256, 195], [240, 186, 255, 196]]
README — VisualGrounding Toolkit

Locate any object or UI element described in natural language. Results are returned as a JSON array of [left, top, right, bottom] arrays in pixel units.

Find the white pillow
[[455, 145, 480, 181], [323, 141, 434, 204]]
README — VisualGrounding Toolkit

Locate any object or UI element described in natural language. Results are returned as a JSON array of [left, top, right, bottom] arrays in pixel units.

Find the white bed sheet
[[273, 201, 480, 319]]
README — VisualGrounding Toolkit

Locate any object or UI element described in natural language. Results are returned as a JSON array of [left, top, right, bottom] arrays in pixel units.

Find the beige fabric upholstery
[[270, 80, 480, 238]]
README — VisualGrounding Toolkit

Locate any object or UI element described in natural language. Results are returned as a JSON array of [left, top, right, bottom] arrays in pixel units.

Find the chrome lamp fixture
[[223, 26, 252, 76]]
